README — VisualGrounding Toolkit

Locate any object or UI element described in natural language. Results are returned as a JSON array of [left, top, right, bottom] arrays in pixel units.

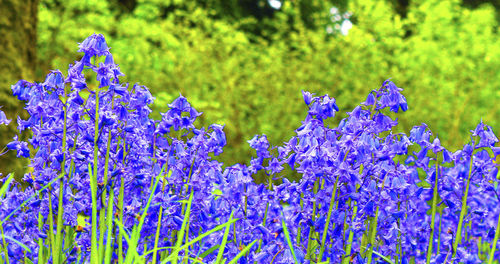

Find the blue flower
[[0, 109, 11, 125], [78, 33, 110, 57], [11, 80, 33, 101], [6, 135, 30, 158]]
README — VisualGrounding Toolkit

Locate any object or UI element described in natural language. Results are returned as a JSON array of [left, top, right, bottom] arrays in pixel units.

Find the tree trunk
[[0, 0, 39, 179]]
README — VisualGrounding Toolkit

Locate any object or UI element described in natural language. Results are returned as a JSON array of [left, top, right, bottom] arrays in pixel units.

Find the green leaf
[[416, 181, 431, 188]]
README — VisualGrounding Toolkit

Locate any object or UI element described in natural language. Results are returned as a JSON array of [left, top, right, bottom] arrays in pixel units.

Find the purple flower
[[302, 90, 313, 105], [6, 135, 30, 158], [0, 109, 10, 125], [11, 80, 33, 101], [78, 33, 110, 57]]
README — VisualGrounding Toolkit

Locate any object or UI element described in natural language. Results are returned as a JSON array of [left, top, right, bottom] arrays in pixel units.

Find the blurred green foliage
[[36, 0, 500, 167]]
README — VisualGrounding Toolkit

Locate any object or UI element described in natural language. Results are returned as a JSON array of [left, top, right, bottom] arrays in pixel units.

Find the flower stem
[[47, 187, 56, 260], [37, 208, 44, 264], [152, 164, 170, 264], [366, 205, 380, 264], [118, 174, 125, 264], [487, 209, 500, 264], [452, 156, 474, 261], [99, 97, 115, 262], [306, 177, 320, 260], [91, 88, 100, 264], [0, 224, 10, 264], [297, 192, 304, 245], [104, 187, 114, 264], [117, 138, 126, 264], [54, 90, 68, 264], [437, 211, 443, 255], [256, 173, 274, 256], [317, 173, 340, 262], [426, 159, 440, 264], [342, 200, 358, 264]]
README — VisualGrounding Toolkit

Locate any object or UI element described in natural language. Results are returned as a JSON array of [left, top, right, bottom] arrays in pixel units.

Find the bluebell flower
[[0, 109, 10, 125], [6, 135, 30, 158], [302, 90, 313, 105], [78, 33, 110, 57], [11, 80, 33, 101]]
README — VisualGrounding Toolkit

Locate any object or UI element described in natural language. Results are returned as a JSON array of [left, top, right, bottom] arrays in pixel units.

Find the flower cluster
[[0, 34, 499, 264]]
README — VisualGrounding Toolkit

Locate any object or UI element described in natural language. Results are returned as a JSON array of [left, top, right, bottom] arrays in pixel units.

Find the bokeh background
[[1, 0, 499, 178]]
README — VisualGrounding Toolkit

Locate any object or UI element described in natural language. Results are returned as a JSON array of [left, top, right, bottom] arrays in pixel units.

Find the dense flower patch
[[0, 34, 499, 264]]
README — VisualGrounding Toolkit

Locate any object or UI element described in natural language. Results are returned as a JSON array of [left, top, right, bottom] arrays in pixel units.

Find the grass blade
[[215, 211, 234, 264], [342, 201, 358, 264], [318, 174, 340, 262], [113, 219, 141, 261], [89, 164, 99, 264], [0, 174, 14, 199], [373, 250, 395, 264], [122, 166, 165, 264], [161, 218, 239, 264], [1, 234, 32, 253], [281, 210, 299, 264], [0, 224, 10, 264], [172, 190, 194, 264], [198, 244, 221, 260], [452, 156, 474, 261], [227, 239, 257, 264], [426, 162, 440, 264], [0, 175, 61, 225]]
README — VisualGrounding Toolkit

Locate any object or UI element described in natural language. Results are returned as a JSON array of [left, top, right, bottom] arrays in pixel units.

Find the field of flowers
[[0, 34, 499, 264]]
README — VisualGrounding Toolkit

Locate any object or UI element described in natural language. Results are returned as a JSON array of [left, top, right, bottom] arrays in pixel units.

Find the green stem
[[426, 160, 439, 264], [37, 117, 46, 264], [366, 206, 380, 264], [341, 201, 358, 264], [152, 174, 169, 264], [396, 199, 402, 263], [37, 192, 45, 264], [117, 138, 126, 264], [181, 151, 198, 216], [98, 97, 114, 262], [118, 176, 125, 264], [0, 224, 10, 264], [437, 211, 443, 255], [104, 187, 114, 264], [183, 218, 190, 264], [91, 87, 100, 264], [452, 156, 474, 261], [54, 92, 68, 264], [306, 177, 320, 260], [256, 173, 274, 259], [297, 193, 304, 245], [317, 174, 340, 261], [244, 184, 248, 218], [47, 188, 56, 260], [488, 209, 500, 264]]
